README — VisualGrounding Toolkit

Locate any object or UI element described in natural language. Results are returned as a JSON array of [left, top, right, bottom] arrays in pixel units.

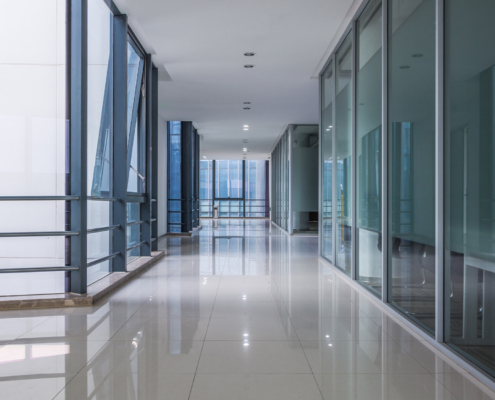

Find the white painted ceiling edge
[[113, 0, 360, 160]]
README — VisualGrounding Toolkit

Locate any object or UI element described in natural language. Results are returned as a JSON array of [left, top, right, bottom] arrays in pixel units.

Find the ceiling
[[113, 0, 356, 159]]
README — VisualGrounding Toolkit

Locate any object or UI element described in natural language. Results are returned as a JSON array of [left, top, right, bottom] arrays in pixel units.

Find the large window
[[0, 0, 157, 296], [0, 0, 67, 295], [199, 160, 269, 218], [356, 0, 382, 294]]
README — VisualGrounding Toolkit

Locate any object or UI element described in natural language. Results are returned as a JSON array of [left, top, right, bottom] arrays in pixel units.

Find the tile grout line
[[187, 238, 223, 400]]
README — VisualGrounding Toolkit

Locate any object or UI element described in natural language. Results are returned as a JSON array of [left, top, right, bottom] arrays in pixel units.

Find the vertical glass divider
[[112, 14, 128, 272], [332, 57, 338, 266], [70, 0, 88, 294], [435, 0, 445, 342], [381, 0, 389, 303], [351, 22, 357, 280], [288, 125, 294, 234], [318, 82, 323, 253]]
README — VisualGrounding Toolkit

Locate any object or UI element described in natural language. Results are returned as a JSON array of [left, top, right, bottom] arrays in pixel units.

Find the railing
[[199, 199, 268, 218]]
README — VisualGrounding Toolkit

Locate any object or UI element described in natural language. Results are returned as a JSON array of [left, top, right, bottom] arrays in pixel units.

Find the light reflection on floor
[[0, 219, 492, 399]]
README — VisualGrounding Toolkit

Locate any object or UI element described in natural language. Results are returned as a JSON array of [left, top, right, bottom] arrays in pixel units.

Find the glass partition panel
[[321, 62, 334, 261], [388, 0, 436, 333], [335, 33, 353, 275], [445, 0, 495, 377], [356, 0, 382, 295], [200, 160, 213, 217]]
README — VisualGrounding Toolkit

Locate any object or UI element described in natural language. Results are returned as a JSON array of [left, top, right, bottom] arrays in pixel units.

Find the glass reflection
[[321, 63, 334, 262], [445, 0, 495, 378], [335, 33, 353, 275], [356, 0, 382, 295], [387, 0, 436, 333]]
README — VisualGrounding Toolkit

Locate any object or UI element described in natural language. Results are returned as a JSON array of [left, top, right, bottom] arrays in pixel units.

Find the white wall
[[157, 116, 167, 236]]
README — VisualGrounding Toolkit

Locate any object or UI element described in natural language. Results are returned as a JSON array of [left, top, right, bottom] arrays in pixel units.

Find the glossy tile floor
[[1, 219, 495, 399]]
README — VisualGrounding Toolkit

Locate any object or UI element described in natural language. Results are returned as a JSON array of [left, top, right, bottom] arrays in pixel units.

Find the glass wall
[[318, 0, 495, 384], [87, 0, 113, 284], [198, 160, 269, 218], [444, 0, 495, 377], [200, 160, 213, 217], [388, 0, 436, 333], [356, 0, 382, 294], [321, 63, 334, 261], [245, 160, 268, 217], [0, 0, 157, 296], [167, 121, 200, 232], [335, 33, 353, 275], [271, 130, 289, 230]]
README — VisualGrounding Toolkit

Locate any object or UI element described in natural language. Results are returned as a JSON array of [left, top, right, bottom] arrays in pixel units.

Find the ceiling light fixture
[[244, 65, 254, 68], [243, 102, 251, 105], [243, 128, 249, 131], [244, 52, 255, 56], [243, 125, 249, 128], [243, 148, 248, 152], [412, 53, 423, 58], [244, 107, 251, 110], [202, 156, 206, 159], [400, 65, 410, 69]]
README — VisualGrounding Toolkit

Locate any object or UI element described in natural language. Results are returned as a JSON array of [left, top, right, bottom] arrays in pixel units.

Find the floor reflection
[[0, 219, 491, 399]]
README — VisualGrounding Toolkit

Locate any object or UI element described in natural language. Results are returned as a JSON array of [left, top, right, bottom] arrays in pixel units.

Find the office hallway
[[0, 219, 492, 399]]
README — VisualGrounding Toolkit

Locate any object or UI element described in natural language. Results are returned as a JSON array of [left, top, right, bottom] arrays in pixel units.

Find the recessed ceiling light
[[400, 65, 410, 69], [243, 125, 249, 128], [202, 156, 206, 159], [244, 107, 251, 110], [326, 129, 330, 131], [244, 52, 255, 56], [243, 128, 249, 131], [244, 65, 254, 68], [412, 53, 423, 58], [243, 102, 251, 105], [243, 148, 248, 151]]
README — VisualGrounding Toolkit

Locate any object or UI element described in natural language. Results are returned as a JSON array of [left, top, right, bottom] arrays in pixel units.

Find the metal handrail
[[0, 196, 80, 201], [0, 231, 79, 238], [87, 225, 120, 234], [127, 220, 146, 226], [88, 196, 119, 201], [127, 241, 146, 252], [86, 252, 120, 268], [0, 266, 79, 274]]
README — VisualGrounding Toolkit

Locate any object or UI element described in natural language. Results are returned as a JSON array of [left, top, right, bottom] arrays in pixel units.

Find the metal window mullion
[[70, 0, 88, 294], [351, 22, 357, 280], [435, 0, 445, 343], [288, 125, 294, 234], [112, 14, 128, 272], [381, 0, 389, 303], [332, 57, 337, 266], [318, 77, 323, 254], [140, 54, 153, 256]]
